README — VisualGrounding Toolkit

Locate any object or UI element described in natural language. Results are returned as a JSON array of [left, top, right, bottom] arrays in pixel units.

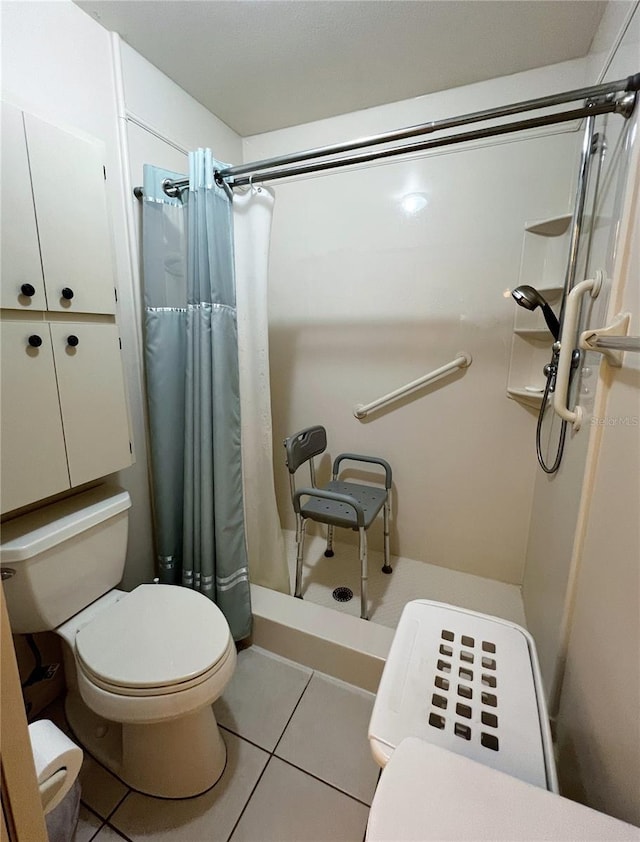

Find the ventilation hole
[[332, 587, 353, 603], [482, 657, 496, 670], [481, 692, 497, 707], [482, 641, 496, 653], [456, 703, 472, 719], [460, 650, 474, 663], [461, 635, 475, 647], [481, 732, 499, 751], [441, 630, 454, 642], [457, 684, 472, 700], [437, 659, 451, 674], [429, 712, 446, 729], [432, 693, 448, 710], [454, 723, 471, 740], [482, 674, 497, 688], [434, 676, 449, 691], [481, 711, 498, 728], [459, 667, 473, 681], [439, 644, 453, 657]]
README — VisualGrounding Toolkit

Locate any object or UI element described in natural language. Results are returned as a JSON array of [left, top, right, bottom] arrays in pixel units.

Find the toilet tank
[[0, 486, 131, 633]]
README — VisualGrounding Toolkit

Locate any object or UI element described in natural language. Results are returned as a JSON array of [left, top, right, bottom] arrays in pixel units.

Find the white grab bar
[[354, 352, 472, 420], [553, 272, 602, 431]]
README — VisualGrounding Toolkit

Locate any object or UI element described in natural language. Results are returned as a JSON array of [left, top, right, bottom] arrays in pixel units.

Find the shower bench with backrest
[[283, 425, 392, 621]]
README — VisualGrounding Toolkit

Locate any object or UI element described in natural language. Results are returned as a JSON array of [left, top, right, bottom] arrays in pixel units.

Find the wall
[[0, 1, 241, 590], [0, 0, 145, 582], [522, 2, 640, 697], [244, 60, 586, 584], [114, 39, 242, 588], [552, 2, 640, 823]]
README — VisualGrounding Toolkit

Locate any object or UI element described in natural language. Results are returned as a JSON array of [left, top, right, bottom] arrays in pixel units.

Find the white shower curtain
[[234, 186, 290, 594]]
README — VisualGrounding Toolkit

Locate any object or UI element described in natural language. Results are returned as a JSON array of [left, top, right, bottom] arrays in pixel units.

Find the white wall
[[522, 2, 640, 697], [114, 39, 242, 587], [0, 1, 242, 590], [552, 3, 640, 824], [244, 61, 586, 583]]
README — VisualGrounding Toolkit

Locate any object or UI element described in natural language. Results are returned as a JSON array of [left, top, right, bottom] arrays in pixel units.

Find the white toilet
[[0, 485, 236, 798]]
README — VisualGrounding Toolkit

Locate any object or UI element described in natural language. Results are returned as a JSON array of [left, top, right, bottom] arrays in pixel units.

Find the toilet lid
[[75, 584, 232, 690]]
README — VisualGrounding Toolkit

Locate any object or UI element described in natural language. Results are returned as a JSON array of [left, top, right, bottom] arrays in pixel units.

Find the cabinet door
[[24, 113, 116, 315], [0, 103, 45, 311], [49, 323, 132, 486], [0, 322, 70, 513]]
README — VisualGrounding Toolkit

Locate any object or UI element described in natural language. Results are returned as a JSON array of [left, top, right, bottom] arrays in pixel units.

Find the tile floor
[[285, 529, 527, 628], [44, 646, 378, 842]]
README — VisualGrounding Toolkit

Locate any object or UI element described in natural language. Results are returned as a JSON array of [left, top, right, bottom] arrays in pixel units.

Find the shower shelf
[[507, 213, 571, 409], [506, 388, 547, 409], [513, 328, 553, 340]]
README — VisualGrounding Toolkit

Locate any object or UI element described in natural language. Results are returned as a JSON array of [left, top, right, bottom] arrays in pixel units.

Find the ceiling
[[76, 0, 606, 136]]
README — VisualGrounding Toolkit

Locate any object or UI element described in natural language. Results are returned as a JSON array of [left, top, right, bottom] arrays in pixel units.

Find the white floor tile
[[276, 672, 379, 805], [93, 826, 130, 841], [230, 757, 369, 842], [109, 731, 268, 842], [79, 753, 129, 819], [214, 646, 312, 750], [74, 805, 103, 842], [286, 529, 527, 628]]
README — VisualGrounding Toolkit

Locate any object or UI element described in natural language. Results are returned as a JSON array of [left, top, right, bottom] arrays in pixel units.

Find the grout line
[[274, 755, 373, 809], [271, 670, 314, 755], [218, 722, 272, 754], [224, 754, 273, 842], [103, 820, 135, 841], [104, 788, 133, 823]]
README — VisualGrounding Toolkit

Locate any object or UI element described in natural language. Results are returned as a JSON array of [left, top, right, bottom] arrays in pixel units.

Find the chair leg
[[359, 526, 369, 621], [294, 516, 307, 599], [324, 524, 335, 557], [382, 497, 392, 574]]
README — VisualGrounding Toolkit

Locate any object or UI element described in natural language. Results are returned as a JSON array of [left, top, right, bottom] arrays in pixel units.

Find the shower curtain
[[142, 151, 251, 641], [234, 186, 289, 594]]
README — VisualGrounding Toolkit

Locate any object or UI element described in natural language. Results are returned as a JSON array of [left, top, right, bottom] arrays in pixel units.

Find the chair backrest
[[284, 425, 327, 474]]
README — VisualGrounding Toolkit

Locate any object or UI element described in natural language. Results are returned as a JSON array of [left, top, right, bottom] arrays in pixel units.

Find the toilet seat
[[75, 584, 232, 695]]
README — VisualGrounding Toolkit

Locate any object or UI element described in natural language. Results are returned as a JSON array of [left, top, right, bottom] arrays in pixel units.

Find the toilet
[[0, 485, 236, 799]]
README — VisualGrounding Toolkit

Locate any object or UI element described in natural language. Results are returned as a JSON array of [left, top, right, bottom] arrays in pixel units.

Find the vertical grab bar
[[553, 272, 603, 431]]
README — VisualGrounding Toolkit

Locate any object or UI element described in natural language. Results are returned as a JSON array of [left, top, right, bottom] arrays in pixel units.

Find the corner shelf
[[507, 214, 570, 408], [506, 388, 547, 409]]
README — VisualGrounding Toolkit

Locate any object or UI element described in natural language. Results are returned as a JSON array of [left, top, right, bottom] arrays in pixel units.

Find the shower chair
[[283, 425, 392, 621]]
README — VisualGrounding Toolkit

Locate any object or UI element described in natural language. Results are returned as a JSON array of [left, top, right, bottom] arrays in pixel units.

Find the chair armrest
[[332, 453, 392, 489], [293, 487, 365, 527]]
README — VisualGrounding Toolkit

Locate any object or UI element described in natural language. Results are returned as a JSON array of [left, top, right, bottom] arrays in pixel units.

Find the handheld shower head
[[511, 285, 560, 340]]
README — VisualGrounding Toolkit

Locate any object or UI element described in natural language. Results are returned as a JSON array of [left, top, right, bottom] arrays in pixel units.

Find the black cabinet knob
[[28, 334, 43, 348], [67, 335, 79, 347], [21, 283, 36, 297], [61, 287, 74, 300]]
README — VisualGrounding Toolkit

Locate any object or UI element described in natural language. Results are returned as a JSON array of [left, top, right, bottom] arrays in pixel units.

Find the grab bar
[[354, 352, 472, 419], [553, 273, 602, 431]]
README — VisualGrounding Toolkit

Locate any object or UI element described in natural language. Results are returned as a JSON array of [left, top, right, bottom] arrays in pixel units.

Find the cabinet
[[1, 102, 115, 314], [506, 215, 571, 409], [1, 103, 133, 514]]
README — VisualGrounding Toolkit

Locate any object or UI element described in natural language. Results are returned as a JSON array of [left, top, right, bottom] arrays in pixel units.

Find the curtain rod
[[133, 73, 639, 199]]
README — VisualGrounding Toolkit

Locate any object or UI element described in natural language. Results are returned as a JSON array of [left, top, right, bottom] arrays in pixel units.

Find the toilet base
[[65, 691, 227, 798]]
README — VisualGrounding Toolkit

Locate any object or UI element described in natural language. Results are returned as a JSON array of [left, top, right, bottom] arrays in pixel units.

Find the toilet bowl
[[0, 485, 238, 798], [57, 584, 236, 798]]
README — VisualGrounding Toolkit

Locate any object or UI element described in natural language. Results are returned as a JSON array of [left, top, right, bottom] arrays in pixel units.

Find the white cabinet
[[1, 102, 115, 314], [0, 103, 45, 311], [1, 104, 133, 514], [50, 323, 132, 486], [0, 323, 133, 513], [0, 322, 70, 512]]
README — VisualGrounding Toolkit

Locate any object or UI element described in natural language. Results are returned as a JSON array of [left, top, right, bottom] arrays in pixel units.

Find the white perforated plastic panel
[[368, 600, 557, 791]]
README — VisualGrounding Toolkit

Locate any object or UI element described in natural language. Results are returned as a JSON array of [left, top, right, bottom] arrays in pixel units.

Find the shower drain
[[332, 586, 353, 603]]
